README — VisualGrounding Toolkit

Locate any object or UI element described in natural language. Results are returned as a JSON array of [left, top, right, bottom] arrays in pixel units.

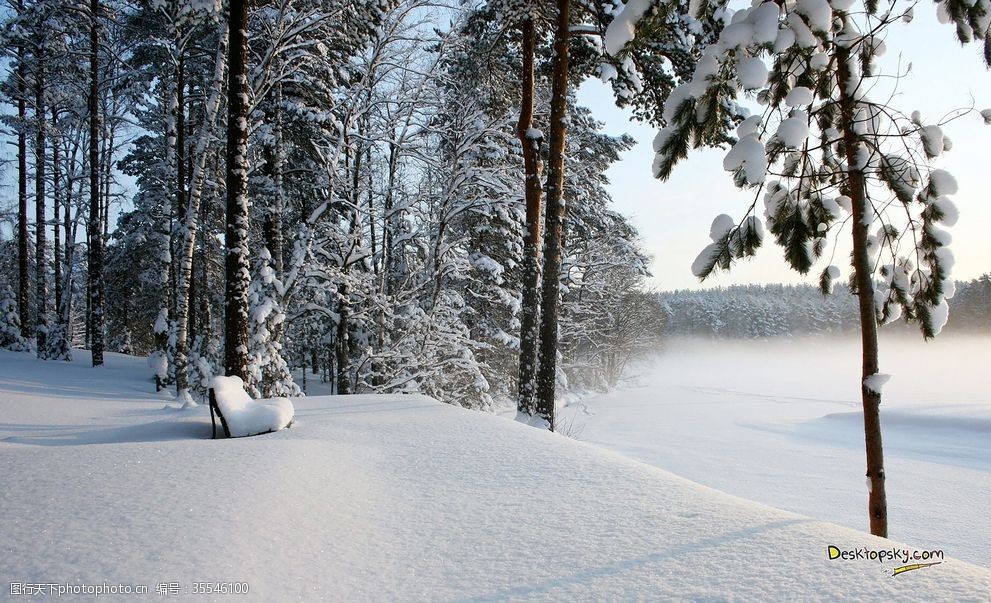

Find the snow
[[211, 375, 294, 437], [785, 86, 814, 107], [836, 194, 853, 213], [750, 2, 781, 45], [738, 56, 768, 89], [928, 299, 951, 335], [559, 336, 991, 568], [153, 309, 168, 334], [797, 0, 832, 32], [933, 197, 960, 226], [777, 111, 810, 147], [721, 22, 755, 48], [774, 27, 797, 52], [929, 169, 959, 195], [737, 114, 762, 137], [723, 134, 768, 184], [920, 125, 944, 157], [604, 0, 653, 56], [709, 213, 736, 241], [863, 372, 891, 395], [4, 348, 991, 599]]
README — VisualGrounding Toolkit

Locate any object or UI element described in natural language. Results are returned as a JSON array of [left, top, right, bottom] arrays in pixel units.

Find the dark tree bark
[[223, 0, 250, 381], [17, 0, 29, 340], [534, 0, 572, 431], [52, 105, 61, 319], [35, 40, 49, 358], [88, 0, 105, 366], [837, 35, 887, 538], [335, 288, 350, 394], [261, 106, 283, 276], [516, 13, 543, 416]]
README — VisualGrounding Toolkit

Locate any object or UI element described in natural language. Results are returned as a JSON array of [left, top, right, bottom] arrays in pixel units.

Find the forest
[[0, 0, 987, 429], [0, 1, 680, 417]]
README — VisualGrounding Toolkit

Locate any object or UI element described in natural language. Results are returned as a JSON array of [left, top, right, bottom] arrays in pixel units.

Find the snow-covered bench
[[208, 376, 295, 438]]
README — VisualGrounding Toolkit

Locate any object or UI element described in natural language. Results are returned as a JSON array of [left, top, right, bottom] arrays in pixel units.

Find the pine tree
[[247, 248, 300, 398], [0, 284, 31, 352]]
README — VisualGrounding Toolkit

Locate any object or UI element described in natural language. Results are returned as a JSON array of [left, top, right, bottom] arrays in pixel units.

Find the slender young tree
[[223, 0, 250, 381], [534, 0, 573, 430]]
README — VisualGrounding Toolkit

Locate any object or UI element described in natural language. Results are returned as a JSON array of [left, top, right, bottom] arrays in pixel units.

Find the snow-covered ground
[[561, 334, 991, 569], [2, 347, 990, 601]]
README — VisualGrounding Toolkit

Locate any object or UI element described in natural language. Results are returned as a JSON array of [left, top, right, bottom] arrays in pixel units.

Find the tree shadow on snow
[[459, 518, 811, 602], [0, 417, 214, 446]]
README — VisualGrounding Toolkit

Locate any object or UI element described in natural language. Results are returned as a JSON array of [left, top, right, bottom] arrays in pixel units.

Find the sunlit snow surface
[[2, 346, 990, 600], [560, 334, 991, 568]]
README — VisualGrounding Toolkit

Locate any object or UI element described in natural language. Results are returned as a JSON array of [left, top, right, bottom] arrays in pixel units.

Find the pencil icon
[[892, 561, 943, 577]]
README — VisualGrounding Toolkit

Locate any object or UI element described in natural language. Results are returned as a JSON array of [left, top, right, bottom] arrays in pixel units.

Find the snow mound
[[211, 375, 294, 437], [2, 349, 991, 600]]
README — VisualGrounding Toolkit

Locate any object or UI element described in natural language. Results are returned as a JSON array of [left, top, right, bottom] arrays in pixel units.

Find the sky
[[579, 6, 991, 291]]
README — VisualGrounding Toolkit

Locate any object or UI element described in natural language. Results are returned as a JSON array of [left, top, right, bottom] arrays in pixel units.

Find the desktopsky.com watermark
[[827, 545, 944, 576]]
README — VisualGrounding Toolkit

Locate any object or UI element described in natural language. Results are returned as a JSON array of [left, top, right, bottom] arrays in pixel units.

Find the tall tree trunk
[[88, 0, 105, 367], [17, 0, 29, 340], [52, 105, 62, 319], [837, 33, 887, 538], [35, 40, 49, 358], [223, 0, 250, 381], [534, 0, 572, 431], [516, 13, 543, 415]]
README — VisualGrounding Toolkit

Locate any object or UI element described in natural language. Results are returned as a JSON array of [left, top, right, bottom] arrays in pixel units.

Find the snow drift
[[2, 349, 990, 600]]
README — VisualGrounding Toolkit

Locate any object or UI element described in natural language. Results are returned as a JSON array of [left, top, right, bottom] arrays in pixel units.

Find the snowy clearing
[[560, 335, 991, 568], [2, 349, 991, 600]]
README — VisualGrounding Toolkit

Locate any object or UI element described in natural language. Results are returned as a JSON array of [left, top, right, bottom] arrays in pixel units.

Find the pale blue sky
[[579, 6, 991, 291]]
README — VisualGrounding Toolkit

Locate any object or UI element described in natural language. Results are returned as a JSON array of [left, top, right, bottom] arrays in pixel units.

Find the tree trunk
[[516, 13, 543, 415], [17, 0, 29, 340], [335, 283, 351, 394], [262, 102, 284, 276], [837, 34, 887, 538], [534, 0, 572, 431], [88, 0, 105, 367], [52, 105, 61, 320], [35, 40, 49, 358], [223, 0, 250, 381]]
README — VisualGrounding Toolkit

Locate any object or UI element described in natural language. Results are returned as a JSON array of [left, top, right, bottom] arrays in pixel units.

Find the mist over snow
[[560, 333, 991, 566]]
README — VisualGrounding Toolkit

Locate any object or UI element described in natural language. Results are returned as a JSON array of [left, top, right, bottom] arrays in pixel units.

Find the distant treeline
[[658, 274, 991, 339]]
